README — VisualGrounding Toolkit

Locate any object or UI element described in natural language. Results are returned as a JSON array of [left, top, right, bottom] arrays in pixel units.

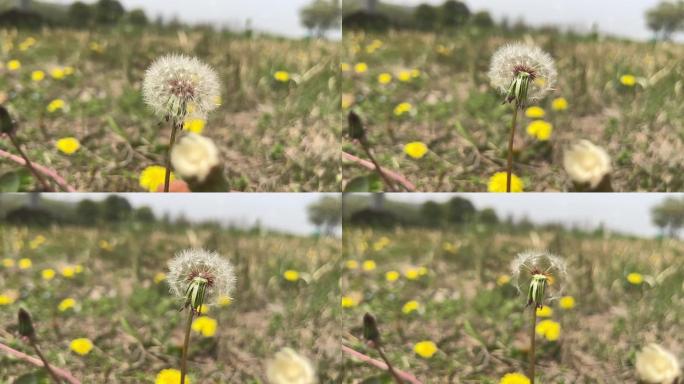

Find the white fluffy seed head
[[266, 348, 317, 384], [635, 344, 681, 384], [171, 133, 220, 182], [167, 248, 235, 306], [563, 140, 612, 188], [488, 43, 557, 102], [142, 54, 221, 121], [511, 250, 567, 301]]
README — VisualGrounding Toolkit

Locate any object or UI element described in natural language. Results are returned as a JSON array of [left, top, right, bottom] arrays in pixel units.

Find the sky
[[47, 193, 334, 236], [44, 0, 339, 38], [388, 193, 677, 237], [386, 0, 665, 41]]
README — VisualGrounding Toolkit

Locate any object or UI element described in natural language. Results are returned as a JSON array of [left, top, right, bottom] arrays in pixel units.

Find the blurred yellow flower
[[2, 258, 15, 268], [153, 272, 166, 284], [488, 172, 524, 193], [405, 268, 420, 280], [372, 237, 390, 251], [63, 66, 75, 76], [525, 106, 545, 118], [354, 62, 368, 74], [70, 338, 93, 355], [620, 74, 636, 87], [99, 240, 113, 251], [51, 68, 65, 79], [497, 274, 510, 286], [552, 97, 568, 111], [404, 141, 428, 159], [398, 70, 412, 82], [0, 294, 16, 305], [30, 235, 46, 249], [56, 137, 80, 155], [536, 305, 553, 317], [536, 319, 561, 341], [61, 266, 76, 278], [526, 120, 553, 141], [378, 72, 392, 85], [417, 267, 428, 276], [341, 295, 358, 308], [183, 118, 205, 134], [139, 166, 175, 193], [362, 260, 376, 271], [7, 59, 21, 71], [394, 102, 412, 116], [559, 296, 575, 309], [402, 300, 420, 314], [414, 341, 438, 358], [192, 316, 217, 337], [218, 295, 232, 307], [627, 272, 643, 285], [284, 270, 300, 281], [42, 268, 56, 281], [345, 260, 359, 270], [89, 42, 105, 53], [385, 270, 400, 282], [341, 93, 355, 110], [31, 70, 45, 82], [74, 265, 83, 274], [58, 298, 76, 312], [411, 69, 421, 78], [197, 304, 209, 314], [18, 258, 32, 269], [274, 71, 290, 82], [340, 62, 351, 72], [499, 372, 530, 384], [156, 369, 189, 384], [47, 99, 65, 113]]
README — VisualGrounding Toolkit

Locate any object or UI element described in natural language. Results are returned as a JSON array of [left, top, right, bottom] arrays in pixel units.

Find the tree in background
[[477, 208, 498, 225], [134, 206, 156, 223], [414, 4, 438, 31], [471, 10, 494, 29], [94, 0, 125, 25], [127, 8, 148, 27], [440, 0, 470, 29], [446, 196, 476, 224], [420, 200, 444, 227], [102, 195, 132, 223], [308, 196, 342, 235], [651, 197, 684, 238], [646, 0, 684, 40], [68, 1, 92, 28], [300, 0, 340, 37], [76, 199, 100, 226]]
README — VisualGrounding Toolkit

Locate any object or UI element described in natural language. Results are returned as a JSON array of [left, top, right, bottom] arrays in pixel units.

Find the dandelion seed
[[41, 268, 55, 281], [69, 338, 93, 356], [167, 249, 235, 312], [143, 54, 220, 121], [274, 71, 290, 82], [635, 344, 680, 384], [345, 260, 359, 270], [488, 172, 524, 193], [511, 251, 567, 308], [47, 99, 65, 113], [563, 140, 611, 189], [362, 260, 376, 271], [552, 97, 568, 111], [404, 141, 428, 159], [170, 133, 220, 183], [18, 258, 32, 269], [377, 73, 392, 85], [266, 348, 317, 384], [620, 74, 637, 87], [525, 106, 545, 118], [354, 62, 368, 74], [535, 319, 560, 341], [499, 372, 531, 384], [139, 166, 175, 193], [413, 341, 438, 358], [559, 296, 575, 309], [385, 270, 400, 282], [283, 270, 300, 282], [341, 295, 358, 308], [58, 298, 76, 312], [191, 316, 217, 337], [7, 59, 21, 71], [526, 120, 553, 141], [55, 137, 80, 155], [31, 70, 45, 82], [402, 300, 420, 314], [627, 272, 643, 285]]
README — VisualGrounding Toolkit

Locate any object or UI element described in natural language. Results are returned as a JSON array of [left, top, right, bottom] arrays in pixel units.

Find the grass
[[0, 26, 341, 192], [341, 30, 684, 192], [0, 223, 341, 382], [340, 226, 684, 382]]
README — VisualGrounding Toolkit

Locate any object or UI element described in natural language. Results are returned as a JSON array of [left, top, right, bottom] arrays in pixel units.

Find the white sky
[[44, 0, 340, 38], [386, 0, 666, 41]]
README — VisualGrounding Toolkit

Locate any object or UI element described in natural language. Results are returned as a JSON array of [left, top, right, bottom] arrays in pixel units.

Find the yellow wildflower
[[497, 274, 510, 286], [404, 268, 420, 280], [404, 141, 428, 159], [283, 270, 300, 281], [7, 59, 21, 71], [340, 63, 351, 72], [70, 338, 93, 355], [398, 71, 412, 82], [559, 296, 575, 309], [0, 294, 16, 305], [42, 268, 56, 281], [18, 258, 32, 269], [536, 319, 561, 341], [394, 102, 412, 116], [536, 305, 553, 317], [627, 272, 643, 285], [414, 341, 438, 358], [552, 97, 568, 111], [56, 137, 80, 155], [58, 298, 76, 312], [500, 372, 531, 384], [385, 270, 400, 282], [377, 73, 392, 85], [526, 120, 553, 141], [341, 295, 358, 308], [345, 260, 359, 270], [47, 99, 65, 113], [488, 172, 524, 193], [63, 66, 75, 76], [354, 62, 368, 74], [139, 166, 175, 192], [156, 369, 189, 384], [51, 68, 65, 80], [274, 71, 290, 82], [2, 258, 15, 268], [525, 106, 545, 118], [341, 93, 355, 110], [620, 74, 637, 87], [362, 260, 376, 271], [218, 295, 232, 307], [61, 266, 76, 278], [191, 316, 217, 337], [411, 69, 421, 78], [402, 300, 420, 314], [417, 267, 428, 276], [183, 118, 205, 134], [31, 70, 45, 82], [153, 272, 166, 284]]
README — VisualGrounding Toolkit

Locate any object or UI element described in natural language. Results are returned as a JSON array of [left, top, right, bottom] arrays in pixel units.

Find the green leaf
[[0, 171, 21, 192], [15, 371, 49, 384]]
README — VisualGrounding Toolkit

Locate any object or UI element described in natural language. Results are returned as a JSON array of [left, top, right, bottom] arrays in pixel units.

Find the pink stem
[[341, 344, 423, 384], [0, 148, 76, 192], [0, 341, 82, 384], [342, 151, 417, 192]]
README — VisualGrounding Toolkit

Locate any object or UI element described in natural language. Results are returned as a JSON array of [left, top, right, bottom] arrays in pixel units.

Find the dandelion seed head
[[511, 250, 567, 302], [635, 344, 680, 384], [170, 133, 220, 183], [488, 43, 557, 102], [142, 54, 220, 121], [167, 248, 235, 306], [564, 140, 612, 189], [266, 347, 317, 384]]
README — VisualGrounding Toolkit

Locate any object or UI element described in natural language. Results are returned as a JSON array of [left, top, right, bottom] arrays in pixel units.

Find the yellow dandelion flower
[[197, 304, 209, 314], [218, 295, 232, 307], [74, 265, 83, 274], [552, 97, 568, 111], [417, 267, 428, 276], [627, 272, 643, 285], [70, 338, 93, 355], [183, 118, 205, 134], [61, 266, 76, 278], [274, 71, 290, 82], [345, 260, 359, 270], [42, 268, 56, 281], [30, 235, 46, 248], [31, 70, 45, 82], [526, 120, 553, 141], [58, 298, 76, 312], [139, 166, 175, 193], [340, 62, 351, 72], [7, 59, 21, 71], [405, 268, 420, 280], [402, 300, 420, 314], [156, 369, 190, 384], [50, 68, 65, 80], [487, 172, 524, 193], [414, 341, 438, 358], [525, 106, 545, 118], [404, 141, 428, 159], [411, 69, 421, 78], [536, 305, 553, 317], [47, 99, 65, 113], [394, 102, 412, 116], [89, 42, 104, 53], [283, 270, 300, 281], [559, 296, 575, 310], [153, 272, 166, 284], [372, 237, 390, 251], [0, 294, 16, 305], [398, 70, 412, 82], [354, 62, 368, 74], [536, 319, 561, 341], [378, 73, 392, 85], [385, 270, 400, 282], [56, 137, 80, 155], [341, 295, 358, 308], [63, 66, 75, 76], [18, 258, 32, 269], [620, 74, 636, 87], [362, 260, 376, 271], [191, 316, 217, 337], [497, 274, 510, 286], [3, 258, 15, 268], [500, 372, 531, 384]]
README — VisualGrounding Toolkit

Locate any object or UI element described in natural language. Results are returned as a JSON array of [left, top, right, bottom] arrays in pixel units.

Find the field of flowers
[[0, 27, 340, 192], [0, 224, 341, 382], [341, 31, 684, 192], [340, 226, 684, 383]]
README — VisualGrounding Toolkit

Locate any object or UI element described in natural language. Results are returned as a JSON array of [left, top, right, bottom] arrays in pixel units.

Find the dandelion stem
[[7, 133, 52, 192], [361, 141, 397, 192], [164, 120, 180, 193], [29, 339, 61, 384], [180, 309, 194, 384], [506, 102, 519, 193], [528, 307, 537, 384], [376, 345, 404, 384]]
